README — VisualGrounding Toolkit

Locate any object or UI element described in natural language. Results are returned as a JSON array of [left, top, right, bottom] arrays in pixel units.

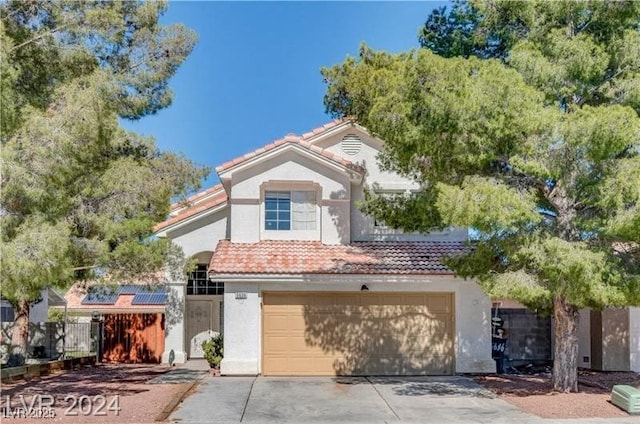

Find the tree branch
[[71, 265, 98, 271], [538, 209, 557, 219], [8, 23, 70, 53]]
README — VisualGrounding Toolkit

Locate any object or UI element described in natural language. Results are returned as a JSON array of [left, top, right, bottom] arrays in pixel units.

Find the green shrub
[[202, 333, 223, 368]]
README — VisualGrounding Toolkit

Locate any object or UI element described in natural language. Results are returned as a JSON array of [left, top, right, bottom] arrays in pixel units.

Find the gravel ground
[[473, 370, 640, 419], [4, 365, 638, 422], [0, 364, 191, 423]]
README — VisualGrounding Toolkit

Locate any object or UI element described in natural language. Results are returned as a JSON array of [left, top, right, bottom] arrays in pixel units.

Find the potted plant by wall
[[202, 333, 223, 376]]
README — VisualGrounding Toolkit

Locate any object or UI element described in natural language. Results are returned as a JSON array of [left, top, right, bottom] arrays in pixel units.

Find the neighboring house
[[61, 283, 167, 363], [0, 288, 67, 361], [63, 283, 167, 322], [0, 288, 67, 324], [492, 300, 640, 373], [579, 308, 640, 372], [154, 119, 640, 376], [0, 300, 15, 324]]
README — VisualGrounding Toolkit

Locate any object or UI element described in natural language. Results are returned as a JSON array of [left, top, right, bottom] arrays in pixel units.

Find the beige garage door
[[262, 292, 454, 376]]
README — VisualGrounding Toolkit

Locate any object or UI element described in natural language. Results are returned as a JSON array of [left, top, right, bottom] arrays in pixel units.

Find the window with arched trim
[[187, 264, 224, 295]]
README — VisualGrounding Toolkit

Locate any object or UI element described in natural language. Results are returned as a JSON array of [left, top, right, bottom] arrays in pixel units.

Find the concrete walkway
[[168, 375, 634, 424], [148, 360, 209, 384]]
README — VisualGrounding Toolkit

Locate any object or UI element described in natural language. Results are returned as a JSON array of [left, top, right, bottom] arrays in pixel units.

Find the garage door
[[262, 292, 454, 376]]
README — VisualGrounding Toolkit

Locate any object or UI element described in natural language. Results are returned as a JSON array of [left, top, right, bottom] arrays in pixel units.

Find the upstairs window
[[265, 190, 316, 231]]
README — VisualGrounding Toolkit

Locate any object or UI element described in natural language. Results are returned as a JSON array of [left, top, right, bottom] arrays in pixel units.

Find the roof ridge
[[169, 183, 226, 212], [300, 118, 352, 140], [155, 190, 228, 232], [215, 120, 364, 174]]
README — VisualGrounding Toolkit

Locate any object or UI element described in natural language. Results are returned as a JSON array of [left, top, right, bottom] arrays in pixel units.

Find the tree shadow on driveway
[[333, 375, 497, 398]]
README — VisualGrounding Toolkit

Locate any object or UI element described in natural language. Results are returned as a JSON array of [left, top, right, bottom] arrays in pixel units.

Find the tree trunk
[[552, 295, 579, 392], [9, 299, 30, 366]]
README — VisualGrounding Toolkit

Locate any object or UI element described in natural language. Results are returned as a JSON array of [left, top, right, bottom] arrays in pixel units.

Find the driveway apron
[[169, 375, 543, 423]]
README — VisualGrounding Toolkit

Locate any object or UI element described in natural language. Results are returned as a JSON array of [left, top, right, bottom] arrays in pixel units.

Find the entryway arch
[[185, 251, 224, 358]]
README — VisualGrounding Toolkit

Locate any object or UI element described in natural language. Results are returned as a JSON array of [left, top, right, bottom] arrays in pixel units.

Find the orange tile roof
[[175, 184, 226, 210], [155, 184, 228, 232], [208, 240, 468, 275], [215, 119, 365, 174]]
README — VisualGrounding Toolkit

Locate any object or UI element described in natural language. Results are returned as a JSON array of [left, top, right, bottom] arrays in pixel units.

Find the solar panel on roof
[[81, 286, 119, 305], [131, 292, 167, 305], [118, 285, 165, 294], [81, 284, 167, 305]]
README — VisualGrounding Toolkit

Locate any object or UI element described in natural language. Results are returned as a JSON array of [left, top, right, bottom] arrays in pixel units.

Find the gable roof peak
[[215, 121, 365, 176]]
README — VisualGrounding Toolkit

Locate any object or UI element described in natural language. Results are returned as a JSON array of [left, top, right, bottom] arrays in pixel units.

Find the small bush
[[202, 333, 223, 369]]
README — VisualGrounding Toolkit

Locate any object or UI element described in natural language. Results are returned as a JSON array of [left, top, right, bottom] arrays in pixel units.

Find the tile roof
[[177, 184, 226, 209], [215, 119, 365, 174], [208, 240, 468, 276], [154, 184, 228, 232]]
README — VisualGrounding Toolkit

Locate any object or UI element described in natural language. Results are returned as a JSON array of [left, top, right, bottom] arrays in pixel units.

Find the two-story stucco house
[[154, 119, 496, 376]]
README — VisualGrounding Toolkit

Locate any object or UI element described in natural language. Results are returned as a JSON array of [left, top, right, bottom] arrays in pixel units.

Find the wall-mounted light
[[360, 285, 369, 292]]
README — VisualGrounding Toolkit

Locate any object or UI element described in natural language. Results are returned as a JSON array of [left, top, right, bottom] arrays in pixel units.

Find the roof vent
[[341, 134, 361, 156]]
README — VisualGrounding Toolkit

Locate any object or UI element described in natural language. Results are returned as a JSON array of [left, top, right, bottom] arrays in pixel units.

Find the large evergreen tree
[[322, 0, 640, 392], [1, 1, 208, 364]]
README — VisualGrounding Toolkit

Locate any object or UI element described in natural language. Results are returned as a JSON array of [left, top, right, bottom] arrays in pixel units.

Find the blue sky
[[121, 1, 446, 189]]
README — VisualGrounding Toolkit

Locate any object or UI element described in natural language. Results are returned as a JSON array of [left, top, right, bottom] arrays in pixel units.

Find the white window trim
[[260, 181, 322, 241]]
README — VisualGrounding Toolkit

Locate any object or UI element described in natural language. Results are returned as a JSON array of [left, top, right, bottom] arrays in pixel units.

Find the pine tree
[[1, 1, 208, 364], [322, 0, 640, 392]]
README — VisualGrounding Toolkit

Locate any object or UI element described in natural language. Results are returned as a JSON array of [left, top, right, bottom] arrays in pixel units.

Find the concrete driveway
[[168, 376, 541, 424]]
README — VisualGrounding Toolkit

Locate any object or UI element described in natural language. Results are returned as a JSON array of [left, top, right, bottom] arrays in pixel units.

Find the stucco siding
[[630, 307, 640, 372], [29, 292, 49, 323], [161, 207, 229, 364], [228, 150, 352, 244], [168, 207, 229, 258], [230, 203, 261, 243], [591, 308, 631, 371], [221, 276, 495, 376], [578, 308, 591, 368], [602, 308, 630, 371], [221, 284, 261, 375], [314, 127, 403, 187]]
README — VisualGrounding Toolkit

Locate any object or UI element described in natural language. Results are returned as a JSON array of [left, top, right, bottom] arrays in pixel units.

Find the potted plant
[[202, 333, 223, 376]]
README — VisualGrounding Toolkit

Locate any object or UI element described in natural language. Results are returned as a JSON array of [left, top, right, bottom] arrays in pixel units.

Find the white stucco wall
[[161, 207, 229, 364], [577, 308, 591, 368], [167, 208, 229, 258], [629, 307, 640, 372], [161, 281, 188, 364], [221, 276, 495, 376], [601, 308, 631, 371], [314, 126, 400, 187], [29, 290, 49, 323], [221, 283, 261, 374], [228, 150, 352, 244]]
